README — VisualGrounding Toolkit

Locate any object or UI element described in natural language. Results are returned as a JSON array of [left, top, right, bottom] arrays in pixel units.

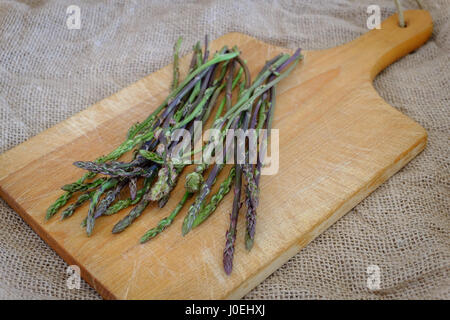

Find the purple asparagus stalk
[[223, 108, 251, 274], [73, 161, 149, 177], [244, 49, 302, 250], [181, 111, 243, 236], [93, 178, 128, 219], [223, 162, 242, 275], [225, 61, 235, 111]]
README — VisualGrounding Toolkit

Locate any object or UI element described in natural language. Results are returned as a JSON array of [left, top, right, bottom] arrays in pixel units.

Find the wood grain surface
[[0, 10, 432, 299]]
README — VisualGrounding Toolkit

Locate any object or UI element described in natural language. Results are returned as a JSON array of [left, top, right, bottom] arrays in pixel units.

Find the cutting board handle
[[339, 10, 432, 80]]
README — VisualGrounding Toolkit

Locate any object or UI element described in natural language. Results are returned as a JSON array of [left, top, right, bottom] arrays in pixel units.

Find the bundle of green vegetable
[[46, 36, 302, 274]]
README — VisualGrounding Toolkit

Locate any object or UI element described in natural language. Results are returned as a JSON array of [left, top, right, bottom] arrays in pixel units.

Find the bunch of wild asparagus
[[46, 36, 302, 274]]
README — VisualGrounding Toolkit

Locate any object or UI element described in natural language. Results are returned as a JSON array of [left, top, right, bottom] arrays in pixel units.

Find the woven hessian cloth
[[0, 0, 448, 299]]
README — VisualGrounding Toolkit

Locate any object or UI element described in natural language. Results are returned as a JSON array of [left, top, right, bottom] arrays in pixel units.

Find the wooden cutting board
[[0, 10, 432, 299]]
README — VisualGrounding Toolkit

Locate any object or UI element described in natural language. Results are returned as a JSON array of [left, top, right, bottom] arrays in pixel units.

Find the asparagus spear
[[58, 177, 106, 220], [180, 55, 252, 236], [192, 167, 236, 228], [172, 37, 182, 90], [86, 178, 119, 236], [214, 67, 243, 121], [223, 142, 244, 275], [240, 94, 267, 242], [80, 175, 154, 227], [93, 179, 128, 219], [243, 49, 303, 250], [112, 197, 149, 234], [222, 101, 252, 274], [140, 191, 192, 243], [181, 113, 242, 236], [60, 192, 93, 220], [225, 60, 235, 111], [73, 161, 151, 177], [111, 165, 159, 234], [61, 177, 106, 193], [104, 179, 151, 216]]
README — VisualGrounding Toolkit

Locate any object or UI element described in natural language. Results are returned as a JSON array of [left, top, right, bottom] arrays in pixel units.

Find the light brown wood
[[0, 10, 432, 299]]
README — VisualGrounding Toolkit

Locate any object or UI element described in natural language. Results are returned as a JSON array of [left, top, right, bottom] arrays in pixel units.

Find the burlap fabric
[[0, 0, 448, 300]]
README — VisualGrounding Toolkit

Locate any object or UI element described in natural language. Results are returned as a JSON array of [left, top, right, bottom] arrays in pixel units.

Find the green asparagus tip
[[45, 211, 54, 221], [112, 222, 126, 234], [140, 230, 156, 244], [86, 223, 94, 237], [139, 237, 148, 244], [245, 235, 254, 251], [181, 223, 191, 236]]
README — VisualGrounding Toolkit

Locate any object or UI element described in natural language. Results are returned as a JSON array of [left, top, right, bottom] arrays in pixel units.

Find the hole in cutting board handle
[[335, 10, 432, 80]]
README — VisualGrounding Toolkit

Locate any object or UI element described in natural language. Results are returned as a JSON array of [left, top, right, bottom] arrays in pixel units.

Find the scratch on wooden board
[[198, 236, 223, 296], [148, 249, 177, 278], [201, 248, 227, 287], [294, 160, 353, 198], [124, 258, 139, 299]]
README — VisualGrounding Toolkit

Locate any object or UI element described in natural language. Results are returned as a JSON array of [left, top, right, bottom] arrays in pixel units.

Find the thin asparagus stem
[[46, 191, 74, 220], [223, 143, 244, 275], [103, 182, 148, 216], [140, 191, 192, 243], [192, 167, 236, 228], [233, 54, 251, 89], [172, 37, 182, 90], [174, 85, 218, 129], [242, 47, 303, 250], [203, 35, 209, 62], [212, 67, 243, 123], [181, 115, 241, 236], [223, 95, 253, 273], [93, 179, 127, 219], [219, 54, 290, 124], [224, 55, 301, 127], [61, 178, 106, 193], [112, 197, 149, 234], [86, 178, 119, 236], [225, 61, 235, 111], [73, 161, 152, 178], [244, 95, 269, 250], [180, 54, 252, 235], [60, 192, 93, 220], [201, 83, 225, 123], [80, 174, 154, 227], [111, 165, 159, 233]]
